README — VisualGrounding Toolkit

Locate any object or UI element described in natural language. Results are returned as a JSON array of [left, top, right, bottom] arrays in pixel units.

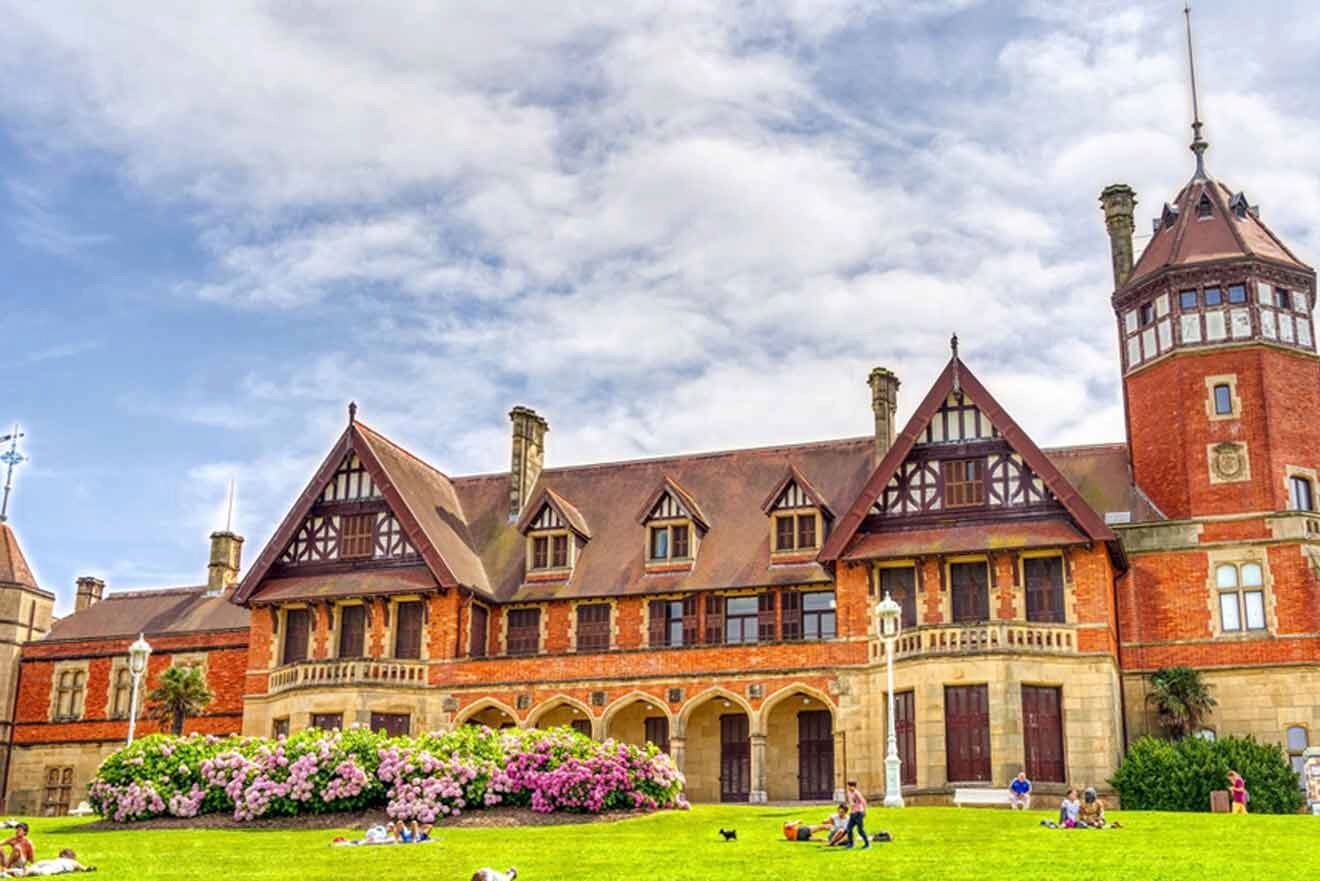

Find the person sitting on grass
[[16, 849, 95, 876], [1078, 787, 1106, 828], [1040, 788, 1080, 828], [827, 804, 851, 847], [1, 823, 33, 872], [1009, 772, 1032, 810]]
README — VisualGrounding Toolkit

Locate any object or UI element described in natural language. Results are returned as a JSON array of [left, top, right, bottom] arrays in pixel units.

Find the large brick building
[[2, 117, 1317, 815]]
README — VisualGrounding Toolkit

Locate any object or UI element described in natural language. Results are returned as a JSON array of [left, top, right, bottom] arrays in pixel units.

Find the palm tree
[[147, 665, 214, 736], [1145, 666, 1217, 739]]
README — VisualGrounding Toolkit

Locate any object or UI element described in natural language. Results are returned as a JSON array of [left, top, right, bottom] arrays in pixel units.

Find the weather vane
[[0, 425, 26, 523]]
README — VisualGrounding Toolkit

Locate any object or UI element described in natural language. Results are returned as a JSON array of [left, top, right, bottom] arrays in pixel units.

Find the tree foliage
[[147, 665, 214, 736], [1145, 666, 1217, 739], [1110, 734, 1303, 814]]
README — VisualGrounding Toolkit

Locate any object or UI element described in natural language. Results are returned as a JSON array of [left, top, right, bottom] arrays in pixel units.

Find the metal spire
[[0, 426, 26, 524], [1185, 2, 1209, 179]]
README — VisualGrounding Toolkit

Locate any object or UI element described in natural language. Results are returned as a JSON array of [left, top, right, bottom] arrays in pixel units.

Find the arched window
[[1287, 726, 1309, 786], [1216, 563, 1266, 632]]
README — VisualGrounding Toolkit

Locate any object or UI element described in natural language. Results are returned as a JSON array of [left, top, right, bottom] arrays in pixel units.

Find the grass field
[[10, 804, 1313, 881]]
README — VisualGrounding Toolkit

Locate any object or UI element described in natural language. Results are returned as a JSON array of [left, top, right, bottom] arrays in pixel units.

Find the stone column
[[833, 729, 848, 802], [670, 736, 686, 778], [749, 733, 768, 803]]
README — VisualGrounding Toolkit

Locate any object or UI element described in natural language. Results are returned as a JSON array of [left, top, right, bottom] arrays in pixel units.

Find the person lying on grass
[[3, 848, 95, 876], [392, 821, 433, 843], [1, 823, 33, 871]]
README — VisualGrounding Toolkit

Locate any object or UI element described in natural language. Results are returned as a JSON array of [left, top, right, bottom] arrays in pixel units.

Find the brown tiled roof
[[1044, 443, 1162, 525], [43, 586, 249, 642], [452, 437, 876, 602], [1127, 177, 1310, 288], [252, 566, 438, 604], [0, 524, 44, 592], [842, 519, 1089, 561]]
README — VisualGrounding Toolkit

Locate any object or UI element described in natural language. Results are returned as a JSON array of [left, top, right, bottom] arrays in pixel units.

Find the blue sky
[[5, 1, 1319, 611]]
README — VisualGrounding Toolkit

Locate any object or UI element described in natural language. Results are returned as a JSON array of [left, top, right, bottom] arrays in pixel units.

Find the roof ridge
[[354, 421, 453, 482], [97, 585, 208, 600], [1042, 442, 1129, 455], [450, 435, 875, 484]]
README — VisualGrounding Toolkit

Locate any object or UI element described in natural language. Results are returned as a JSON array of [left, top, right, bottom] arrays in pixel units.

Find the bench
[[953, 788, 1015, 808]]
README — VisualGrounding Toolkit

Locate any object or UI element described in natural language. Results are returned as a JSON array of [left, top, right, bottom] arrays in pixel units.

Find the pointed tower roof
[[1124, 177, 1310, 290], [0, 522, 39, 589]]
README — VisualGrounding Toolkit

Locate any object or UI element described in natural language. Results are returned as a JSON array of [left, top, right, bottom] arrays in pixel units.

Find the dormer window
[[638, 477, 708, 568], [761, 468, 832, 556], [1197, 193, 1214, 219], [1229, 191, 1250, 219], [517, 490, 590, 578]]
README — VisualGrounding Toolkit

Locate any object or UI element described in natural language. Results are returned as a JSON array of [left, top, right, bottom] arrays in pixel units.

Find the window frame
[[1139, 302, 1155, 326], [468, 602, 489, 658], [339, 512, 375, 560], [1022, 554, 1066, 624], [877, 565, 918, 629], [1290, 475, 1315, 512], [109, 665, 133, 720], [337, 603, 367, 658], [310, 712, 343, 731], [1286, 725, 1309, 788], [723, 595, 760, 645], [52, 668, 87, 722], [1213, 384, 1233, 416], [393, 599, 424, 660], [506, 607, 542, 656], [647, 520, 695, 563], [949, 559, 990, 623], [527, 529, 573, 573], [282, 607, 311, 665], [1215, 562, 1267, 634], [771, 510, 823, 553], [942, 458, 986, 508], [575, 602, 612, 652], [42, 767, 74, 817], [801, 591, 837, 641]]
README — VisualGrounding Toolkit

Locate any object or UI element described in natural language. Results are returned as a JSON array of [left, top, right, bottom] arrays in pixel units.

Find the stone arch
[[754, 684, 836, 736], [678, 687, 756, 803], [527, 695, 597, 737], [453, 697, 519, 730], [759, 683, 839, 802], [602, 691, 673, 752], [676, 687, 754, 738]]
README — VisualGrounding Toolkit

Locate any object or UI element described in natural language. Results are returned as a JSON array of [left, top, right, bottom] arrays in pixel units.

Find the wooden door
[[893, 690, 917, 786], [944, 685, 991, 782], [645, 716, 671, 754], [1022, 686, 1065, 782], [720, 714, 750, 802], [797, 710, 834, 800]]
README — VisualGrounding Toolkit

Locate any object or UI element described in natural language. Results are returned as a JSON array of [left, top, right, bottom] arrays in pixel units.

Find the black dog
[[718, 829, 737, 842], [871, 831, 893, 843]]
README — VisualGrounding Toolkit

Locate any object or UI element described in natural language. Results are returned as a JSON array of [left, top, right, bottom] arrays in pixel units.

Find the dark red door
[[945, 685, 991, 782], [797, 710, 834, 800], [720, 714, 750, 803], [1022, 685, 1065, 783], [645, 716, 670, 754], [370, 713, 411, 738], [893, 690, 916, 786], [571, 718, 593, 738]]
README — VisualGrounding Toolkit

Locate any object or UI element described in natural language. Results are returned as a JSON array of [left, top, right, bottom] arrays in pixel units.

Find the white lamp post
[[126, 633, 152, 745], [874, 593, 904, 808]]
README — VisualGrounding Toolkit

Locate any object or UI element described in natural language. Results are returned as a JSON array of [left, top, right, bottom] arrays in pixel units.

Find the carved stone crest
[[1208, 442, 1251, 484]]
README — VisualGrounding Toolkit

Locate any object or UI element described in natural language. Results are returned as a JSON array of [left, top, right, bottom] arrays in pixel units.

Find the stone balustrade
[[893, 622, 1076, 660], [268, 658, 428, 694]]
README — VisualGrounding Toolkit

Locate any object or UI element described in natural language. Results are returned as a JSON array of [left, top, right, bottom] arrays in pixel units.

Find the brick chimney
[[207, 531, 244, 595], [867, 367, 900, 464], [1100, 183, 1138, 288], [74, 576, 105, 612], [508, 406, 549, 521]]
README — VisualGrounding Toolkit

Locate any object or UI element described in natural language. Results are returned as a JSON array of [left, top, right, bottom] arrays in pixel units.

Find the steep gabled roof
[[0, 523, 43, 591], [1126, 176, 1311, 288], [819, 355, 1118, 563], [515, 487, 592, 539], [759, 464, 835, 517], [44, 585, 247, 641], [232, 420, 491, 604], [636, 475, 711, 532]]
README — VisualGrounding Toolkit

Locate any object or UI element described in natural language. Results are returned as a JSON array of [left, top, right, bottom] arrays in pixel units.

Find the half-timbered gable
[[820, 351, 1122, 568], [872, 391, 1062, 521], [515, 488, 591, 579], [638, 477, 709, 567]]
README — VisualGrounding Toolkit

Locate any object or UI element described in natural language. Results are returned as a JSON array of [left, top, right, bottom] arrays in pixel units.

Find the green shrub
[[1110, 734, 1303, 814]]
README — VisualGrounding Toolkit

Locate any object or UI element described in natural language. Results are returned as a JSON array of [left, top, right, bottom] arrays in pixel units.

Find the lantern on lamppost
[[126, 633, 152, 745], [874, 593, 905, 808]]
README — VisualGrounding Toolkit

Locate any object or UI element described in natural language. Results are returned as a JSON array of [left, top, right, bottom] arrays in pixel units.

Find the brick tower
[[1101, 143, 1319, 520], [0, 523, 55, 808]]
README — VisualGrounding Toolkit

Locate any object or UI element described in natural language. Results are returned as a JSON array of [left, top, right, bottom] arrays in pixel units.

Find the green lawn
[[12, 805, 1313, 881]]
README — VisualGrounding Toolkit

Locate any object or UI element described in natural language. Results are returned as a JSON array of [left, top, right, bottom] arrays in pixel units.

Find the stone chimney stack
[[509, 406, 549, 521], [74, 576, 105, 612], [867, 367, 900, 464], [1100, 184, 1138, 289], [207, 531, 244, 595]]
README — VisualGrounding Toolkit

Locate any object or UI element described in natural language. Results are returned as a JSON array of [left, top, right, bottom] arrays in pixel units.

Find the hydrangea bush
[[89, 725, 686, 823]]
